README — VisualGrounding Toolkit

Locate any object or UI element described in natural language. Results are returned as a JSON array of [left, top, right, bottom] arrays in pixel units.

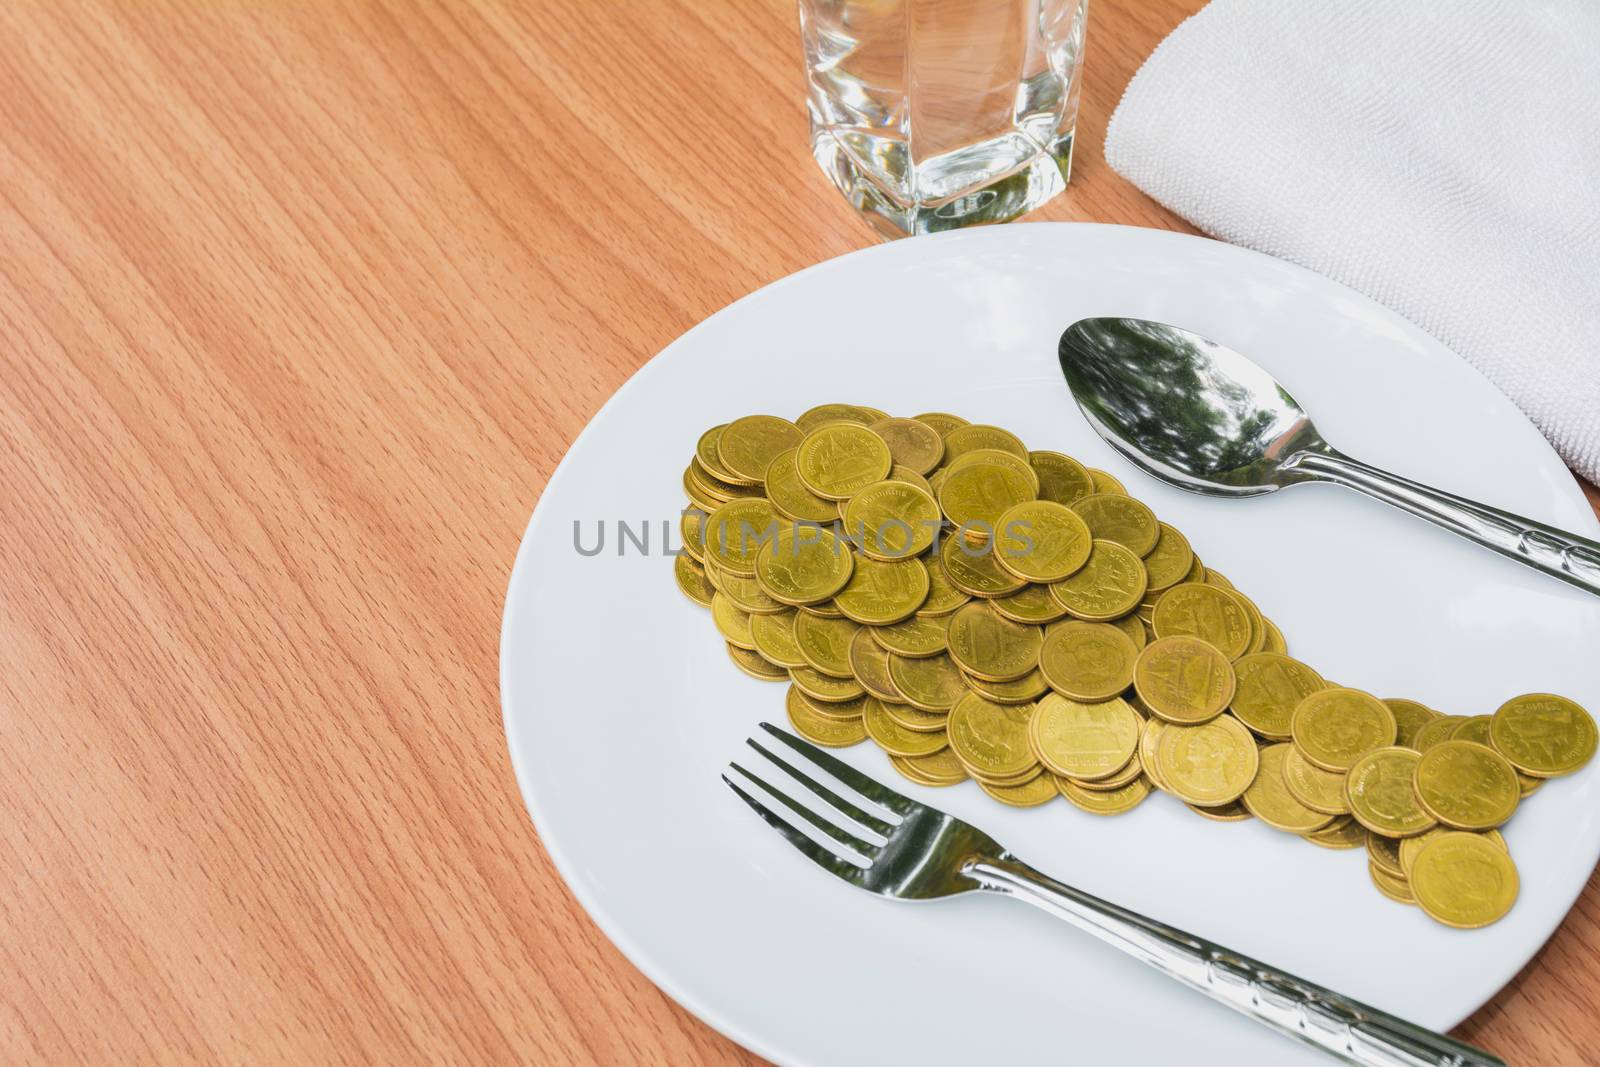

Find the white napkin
[[1104, 0, 1600, 484]]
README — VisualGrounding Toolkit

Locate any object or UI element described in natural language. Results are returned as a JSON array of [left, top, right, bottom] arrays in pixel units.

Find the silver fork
[[724, 723, 1506, 1067]]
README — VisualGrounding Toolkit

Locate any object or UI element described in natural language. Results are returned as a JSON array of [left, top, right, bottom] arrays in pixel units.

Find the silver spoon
[[1058, 317, 1600, 597]]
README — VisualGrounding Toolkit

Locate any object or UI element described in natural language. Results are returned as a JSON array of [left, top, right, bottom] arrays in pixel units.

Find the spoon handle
[[1294, 452, 1600, 597]]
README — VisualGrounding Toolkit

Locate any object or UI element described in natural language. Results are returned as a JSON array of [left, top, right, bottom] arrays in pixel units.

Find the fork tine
[[758, 722, 916, 816], [728, 761, 880, 859], [746, 739, 895, 839], [721, 774, 867, 885]]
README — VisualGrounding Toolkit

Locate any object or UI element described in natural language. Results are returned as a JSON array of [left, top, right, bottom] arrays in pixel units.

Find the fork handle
[[965, 857, 1505, 1067]]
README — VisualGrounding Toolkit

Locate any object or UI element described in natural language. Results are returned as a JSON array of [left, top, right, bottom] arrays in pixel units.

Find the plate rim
[[500, 221, 1600, 1064]]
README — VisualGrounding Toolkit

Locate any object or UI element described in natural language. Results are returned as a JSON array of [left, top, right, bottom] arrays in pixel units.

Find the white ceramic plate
[[501, 224, 1600, 1067]]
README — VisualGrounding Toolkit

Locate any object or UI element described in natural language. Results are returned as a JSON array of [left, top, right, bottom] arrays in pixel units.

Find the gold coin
[[990, 584, 1070, 624], [1149, 582, 1253, 660], [1108, 614, 1147, 653], [689, 457, 766, 501], [1202, 569, 1235, 590], [793, 612, 860, 678], [750, 609, 807, 669], [798, 599, 844, 618], [943, 423, 1029, 464], [1450, 714, 1492, 748], [883, 701, 948, 734], [1139, 718, 1170, 792], [912, 411, 969, 438], [938, 461, 1037, 537], [1039, 621, 1139, 702], [980, 773, 1061, 808], [947, 694, 1038, 780], [1141, 523, 1196, 592], [674, 553, 716, 608], [1382, 698, 1440, 749], [1302, 816, 1366, 850], [965, 668, 1050, 704], [848, 627, 903, 701], [1225, 587, 1268, 656], [888, 465, 936, 497], [1028, 450, 1096, 506], [682, 464, 722, 512], [785, 684, 868, 746], [870, 613, 948, 658], [888, 652, 969, 712], [1240, 743, 1334, 833], [891, 748, 969, 786], [994, 500, 1093, 582], [1048, 539, 1148, 621], [1029, 693, 1141, 780], [753, 522, 854, 605], [1366, 830, 1405, 878], [867, 417, 945, 474], [788, 666, 866, 703], [1187, 799, 1252, 822], [1490, 692, 1598, 778], [764, 448, 839, 523], [1281, 745, 1350, 815], [861, 697, 950, 757], [843, 480, 941, 560], [703, 498, 781, 577], [1069, 493, 1159, 556], [718, 415, 802, 483], [944, 448, 1042, 492], [1132, 636, 1236, 724], [695, 424, 743, 483], [1413, 740, 1520, 830], [1059, 775, 1150, 815], [1261, 619, 1287, 655], [716, 567, 788, 615], [801, 691, 871, 724], [834, 555, 928, 625], [896, 748, 966, 780], [946, 601, 1043, 682], [727, 643, 786, 681], [1412, 714, 1467, 752], [795, 403, 884, 432], [940, 535, 1027, 598], [1230, 653, 1326, 740], [1290, 688, 1397, 772], [1155, 714, 1259, 807], [1400, 826, 1506, 877], [711, 593, 757, 650], [1085, 468, 1126, 494], [679, 508, 707, 562], [795, 423, 893, 500], [1345, 747, 1436, 836], [918, 552, 974, 615], [1410, 832, 1519, 928], [1368, 862, 1415, 905], [1067, 748, 1144, 791], [968, 763, 1044, 788]]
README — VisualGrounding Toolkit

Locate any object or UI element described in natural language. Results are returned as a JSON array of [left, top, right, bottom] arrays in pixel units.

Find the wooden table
[[3, 1, 1596, 1062]]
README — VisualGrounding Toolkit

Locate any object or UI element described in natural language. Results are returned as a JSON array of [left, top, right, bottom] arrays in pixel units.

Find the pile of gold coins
[[673, 404, 1598, 929]]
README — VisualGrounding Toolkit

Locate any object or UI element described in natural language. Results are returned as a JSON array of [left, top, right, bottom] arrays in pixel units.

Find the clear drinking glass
[[800, 0, 1089, 238]]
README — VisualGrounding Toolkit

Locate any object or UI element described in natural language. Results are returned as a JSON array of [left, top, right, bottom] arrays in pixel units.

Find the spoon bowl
[[1059, 317, 1331, 496], [1058, 316, 1600, 596]]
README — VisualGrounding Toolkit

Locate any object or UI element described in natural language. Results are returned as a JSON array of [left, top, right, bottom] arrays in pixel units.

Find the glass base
[[810, 127, 1074, 240]]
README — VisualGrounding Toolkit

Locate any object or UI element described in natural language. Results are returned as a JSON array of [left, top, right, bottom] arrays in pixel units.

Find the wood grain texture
[[0, 1, 1594, 1063]]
